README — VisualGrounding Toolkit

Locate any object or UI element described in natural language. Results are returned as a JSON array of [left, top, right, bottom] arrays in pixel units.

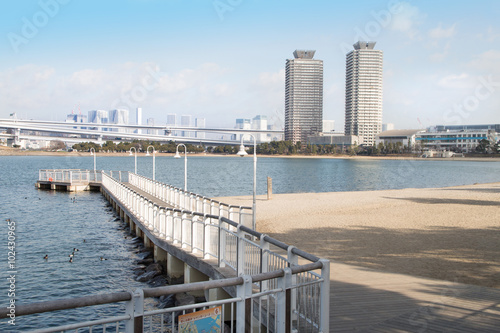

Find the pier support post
[[166, 253, 184, 284], [207, 279, 233, 322], [184, 265, 209, 298], [154, 245, 168, 271], [144, 235, 152, 249]]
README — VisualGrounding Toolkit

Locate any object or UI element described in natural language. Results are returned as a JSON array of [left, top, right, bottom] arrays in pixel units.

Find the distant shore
[[215, 182, 500, 289], [1, 147, 500, 161]]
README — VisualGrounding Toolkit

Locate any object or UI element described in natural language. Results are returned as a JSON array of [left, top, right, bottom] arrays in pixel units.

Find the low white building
[[416, 129, 498, 153], [376, 129, 425, 147]]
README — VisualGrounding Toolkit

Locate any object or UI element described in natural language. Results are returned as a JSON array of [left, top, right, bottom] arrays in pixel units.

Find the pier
[[8, 169, 330, 332]]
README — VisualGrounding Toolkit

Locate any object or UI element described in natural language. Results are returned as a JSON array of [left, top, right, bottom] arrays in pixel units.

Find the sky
[[0, 0, 499, 131]]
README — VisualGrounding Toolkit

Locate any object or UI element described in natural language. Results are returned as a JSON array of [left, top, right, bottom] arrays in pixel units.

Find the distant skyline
[[1, 0, 499, 131]]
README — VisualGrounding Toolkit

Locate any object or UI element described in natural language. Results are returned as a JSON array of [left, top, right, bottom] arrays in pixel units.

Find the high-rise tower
[[344, 41, 383, 145], [285, 50, 323, 144]]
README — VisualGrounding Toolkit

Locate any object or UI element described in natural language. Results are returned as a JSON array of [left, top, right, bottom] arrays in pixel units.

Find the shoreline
[[215, 182, 500, 289], [1, 148, 500, 162]]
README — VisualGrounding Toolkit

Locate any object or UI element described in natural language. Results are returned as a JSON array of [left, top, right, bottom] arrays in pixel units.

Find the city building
[[416, 129, 498, 153], [109, 109, 129, 132], [66, 113, 87, 129], [323, 120, 335, 133], [344, 41, 383, 145], [166, 114, 177, 136], [136, 108, 142, 134], [233, 118, 252, 141], [88, 110, 109, 131], [252, 115, 268, 143], [147, 118, 157, 135], [195, 118, 206, 139], [375, 129, 425, 148], [308, 133, 362, 147], [285, 50, 323, 144], [181, 115, 192, 137]]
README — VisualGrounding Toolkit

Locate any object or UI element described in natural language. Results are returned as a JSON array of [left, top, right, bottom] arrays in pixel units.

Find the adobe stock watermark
[[443, 75, 499, 125], [339, 0, 403, 54], [7, 0, 71, 53], [213, 0, 243, 21], [110, 65, 166, 112]]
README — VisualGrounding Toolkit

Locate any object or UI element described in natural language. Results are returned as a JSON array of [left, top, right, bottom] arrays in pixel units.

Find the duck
[[99, 257, 107, 261], [43, 254, 48, 260], [73, 248, 79, 252], [69, 254, 74, 258], [69, 257, 73, 263]]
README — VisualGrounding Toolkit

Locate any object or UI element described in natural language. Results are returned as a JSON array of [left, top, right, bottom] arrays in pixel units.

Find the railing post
[[319, 259, 330, 333], [69, 170, 73, 184], [276, 268, 292, 333], [236, 275, 253, 332], [125, 289, 144, 333], [287, 245, 298, 325], [237, 225, 245, 276], [260, 235, 270, 292], [218, 216, 225, 268]]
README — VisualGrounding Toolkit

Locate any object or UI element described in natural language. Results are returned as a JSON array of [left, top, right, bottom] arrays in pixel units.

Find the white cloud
[[389, 2, 425, 39], [468, 50, 500, 75], [437, 73, 470, 88], [477, 26, 500, 42], [428, 23, 457, 39]]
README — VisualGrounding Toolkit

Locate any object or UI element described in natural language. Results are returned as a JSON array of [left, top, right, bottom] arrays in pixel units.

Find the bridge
[[1, 170, 330, 332], [0, 118, 284, 146]]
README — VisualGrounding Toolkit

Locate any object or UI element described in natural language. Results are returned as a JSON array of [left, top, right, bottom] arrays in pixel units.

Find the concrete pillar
[[144, 234, 152, 249], [167, 253, 184, 285], [154, 244, 168, 271], [135, 224, 142, 238], [184, 265, 209, 298], [207, 282, 233, 322], [130, 219, 135, 235]]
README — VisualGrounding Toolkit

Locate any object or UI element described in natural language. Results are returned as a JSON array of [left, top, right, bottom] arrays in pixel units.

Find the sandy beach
[[216, 182, 500, 289]]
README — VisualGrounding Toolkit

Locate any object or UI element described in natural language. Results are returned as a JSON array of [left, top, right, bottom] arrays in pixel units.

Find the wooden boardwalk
[[122, 182, 500, 332]]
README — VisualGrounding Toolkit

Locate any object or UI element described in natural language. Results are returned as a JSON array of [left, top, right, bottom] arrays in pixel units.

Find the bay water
[[1, 155, 500, 331]]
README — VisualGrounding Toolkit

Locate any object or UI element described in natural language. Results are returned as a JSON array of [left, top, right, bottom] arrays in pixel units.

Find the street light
[[174, 143, 187, 191], [236, 134, 257, 231], [146, 145, 156, 180], [129, 147, 137, 174], [89, 147, 96, 172]]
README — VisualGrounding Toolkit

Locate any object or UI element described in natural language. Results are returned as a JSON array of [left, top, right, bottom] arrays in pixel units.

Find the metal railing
[[38, 169, 102, 184], [128, 172, 253, 228], [16, 170, 330, 332], [1, 261, 329, 332]]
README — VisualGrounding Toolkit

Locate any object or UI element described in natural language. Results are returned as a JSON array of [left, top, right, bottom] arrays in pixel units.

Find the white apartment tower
[[285, 50, 323, 144], [344, 41, 383, 145]]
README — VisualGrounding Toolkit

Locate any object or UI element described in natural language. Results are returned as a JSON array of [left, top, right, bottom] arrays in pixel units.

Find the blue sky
[[1, 0, 499, 130]]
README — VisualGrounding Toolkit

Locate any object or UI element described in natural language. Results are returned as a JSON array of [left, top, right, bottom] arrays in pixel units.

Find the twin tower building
[[285, 41, 383, 146]]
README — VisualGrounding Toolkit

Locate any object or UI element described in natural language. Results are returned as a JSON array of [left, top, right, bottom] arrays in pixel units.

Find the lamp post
[[236, 134, 257, 231], [174, 143, 187, 191], [146, 145, 156, 180], [129, 147, 137, 174], [89, 147, 96, 172]]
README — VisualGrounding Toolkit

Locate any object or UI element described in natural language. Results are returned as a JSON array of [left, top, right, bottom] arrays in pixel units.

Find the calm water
[[1, 155, 500, 331]]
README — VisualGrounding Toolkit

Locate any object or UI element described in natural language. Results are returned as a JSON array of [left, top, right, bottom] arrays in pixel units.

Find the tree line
[[72, 139, 499, 156]]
